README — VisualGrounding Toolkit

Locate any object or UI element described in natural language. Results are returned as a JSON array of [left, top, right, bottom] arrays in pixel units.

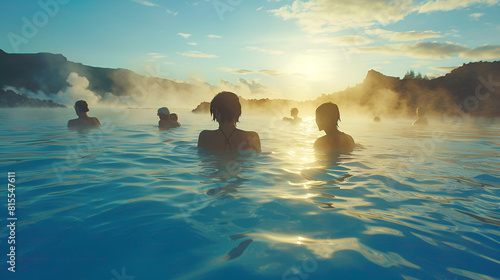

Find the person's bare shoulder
[[314, 135, 327, 149], [343, 133, 355, 148], [246, 131, 261, 152], [92, 117, 102, 127], [198, 130, 214, 149], [67, 119, 77, 128]]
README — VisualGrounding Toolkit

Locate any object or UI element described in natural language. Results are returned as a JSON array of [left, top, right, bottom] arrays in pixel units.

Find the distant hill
[[0, 88, 66, 108], [194, 61, 500, 117], [313, 62, 500, 117], [0, 49, 213, 107]]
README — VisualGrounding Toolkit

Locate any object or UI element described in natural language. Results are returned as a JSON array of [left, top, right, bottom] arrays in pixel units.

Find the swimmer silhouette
[[169, 113, 181, 128], [314, 102, 355, 151], [412, 107, 428, 126], [67, 100, 101, 130], [198, 91, 261, 152], [158, 107, 181, 131], [283, 107, 302, 124]]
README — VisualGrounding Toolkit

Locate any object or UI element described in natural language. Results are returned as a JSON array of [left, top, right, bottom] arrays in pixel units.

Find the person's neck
[[218, 122, 236, 133], [325, 127, 339, 135], [77, 113, 89, 119]]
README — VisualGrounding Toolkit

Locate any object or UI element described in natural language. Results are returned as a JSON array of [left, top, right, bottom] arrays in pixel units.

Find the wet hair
[[291, 108, 299, 117], [316, 102, 341, 127], [169, 113, 178, 121], [210, 91, 241, 123], [74, 100, 89, 112]]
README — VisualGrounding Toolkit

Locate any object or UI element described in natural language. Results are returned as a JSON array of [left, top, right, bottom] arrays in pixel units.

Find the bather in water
[[283, 107, 302, 125], [412, 107, 428, 126], [158, 107, 181, 131], [197, 91, 261, 153], [314, 102, 355, 152], [67, 100, 101, 130]]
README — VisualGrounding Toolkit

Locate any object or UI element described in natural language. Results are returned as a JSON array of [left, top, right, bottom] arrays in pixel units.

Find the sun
[[285, 53, 336, 81]]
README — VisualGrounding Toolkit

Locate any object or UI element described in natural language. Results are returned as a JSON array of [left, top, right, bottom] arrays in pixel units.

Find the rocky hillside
[[0, 88, 66, 108]]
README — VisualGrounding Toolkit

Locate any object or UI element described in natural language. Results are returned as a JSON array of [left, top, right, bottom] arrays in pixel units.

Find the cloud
[[218, 68, 307, 79], [216, 78, 280, 96], [418, 0, 498, 13], [166, 9, 178, 16], [469, 12, 485, 19], [314, 35, 374, 46], [355, 41, 469, 59], [381, 30, 443, 41], [356, 41, 500, 60], [270, 0, 415, 34], [178, 33, 191, 39], [460, 45, 500, 59], [364, 29, 391, 35], [207, 34, 223, 39], [305, 49, 336, 53], [152, 55, 166, 58], [187, 42, 198, 46], [245, 46, 284, 55], [131, 0, 160, 7], [256, 6, 264, 11], [238, 78, 267, 93], [218, 68, 286, 76], [179, 51, 218, 58], [428, 65, 458, 73]]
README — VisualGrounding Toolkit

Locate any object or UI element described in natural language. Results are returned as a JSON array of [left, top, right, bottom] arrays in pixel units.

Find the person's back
[[314, 102, 354, 152], [198, 91, 261, 153], [198, 129, 260, 151], [314, 131, 354, 151], [68, 100, 101, 130], [168, 113, 181, 128], [68, 117, 101, 128]]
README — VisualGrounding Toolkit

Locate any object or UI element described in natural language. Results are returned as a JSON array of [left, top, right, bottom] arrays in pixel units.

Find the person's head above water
[[74, 100, 89, 116], [210, 91, 241, 124], [157, 107, 170, 120], [68, 100, 101, 129], [169, 113, 178, 122], [313, 102, 354, 151], [316, 102, 341, 132], [291, 108, 299, 117], [198, 91, 260, 152]]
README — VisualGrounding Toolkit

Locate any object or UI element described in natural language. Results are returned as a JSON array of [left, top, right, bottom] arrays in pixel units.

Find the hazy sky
[[1, 0, 500, 100]]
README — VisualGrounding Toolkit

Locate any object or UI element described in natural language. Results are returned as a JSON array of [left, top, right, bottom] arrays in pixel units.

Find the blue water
[[1, 108, 499, 280]]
